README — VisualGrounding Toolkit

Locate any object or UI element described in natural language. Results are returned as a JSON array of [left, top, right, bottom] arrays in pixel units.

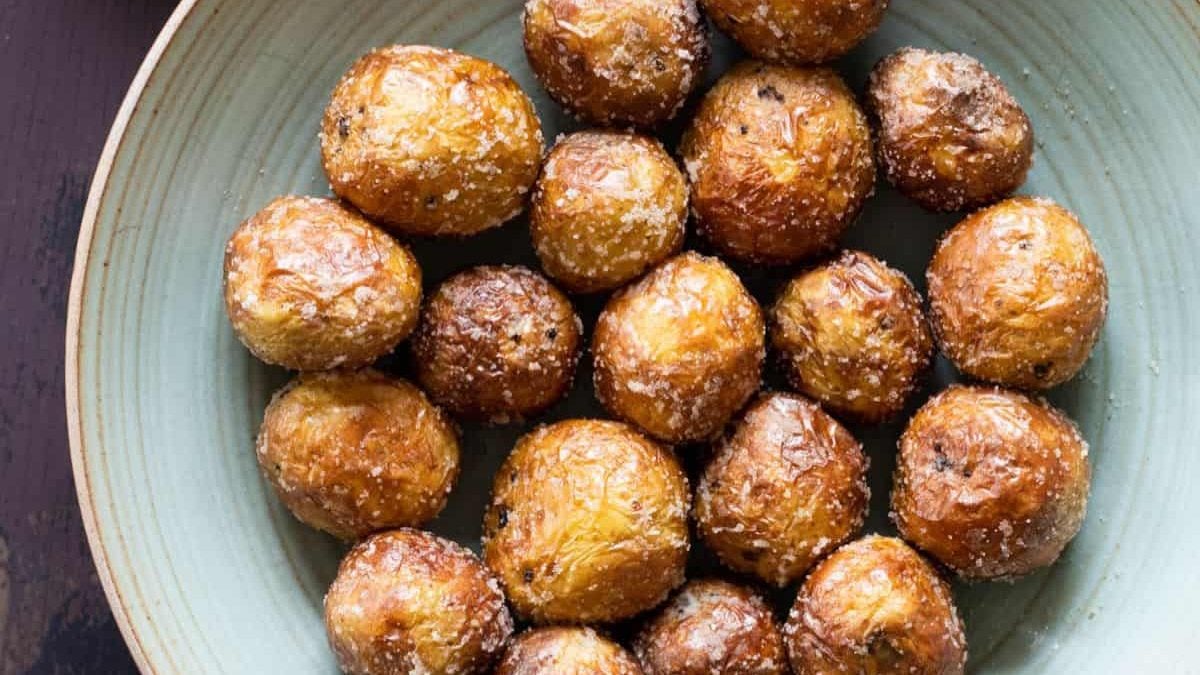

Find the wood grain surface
[[0, 1, 175, 672]]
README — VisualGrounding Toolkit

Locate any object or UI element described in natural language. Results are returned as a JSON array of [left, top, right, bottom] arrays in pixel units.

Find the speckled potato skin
[[633, 579, 788, 675], [702, 0, 888, 64], [927, 197, 1108, 389], [482, 420, 690, 624], [892, 386, 1091, 581], [784, 536, 967, 675], [223, 196, 422, 371], [324, 529, 513, 675], [410, 266, 582, 423], [495, 627, 643, 675], [321, 45, 543, 237], [593, 252, 765, 444], [696, 393, 869, 587], [530, 131, 688, 293], [867, 48, 1034, 212], [771, 249, 933, 423], [681, 62, 875, 264], [256, 370, 459, 540], [523, 0, 708, 127]]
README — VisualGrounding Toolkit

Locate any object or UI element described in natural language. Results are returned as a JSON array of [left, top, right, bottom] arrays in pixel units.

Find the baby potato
[[593, 252, 765, 444], [530, 130, 687, 293], [321, 45, 543, 237], [892, 385, 1092, 580], [702, 0, 889, 64], [411, 266, 581, 423], [325, 529, 512, 675], [784, 536, 967, 675], [681, 62, 875, 264], [482, 419, 690, 624], [867, 47, 1035, 212], [771, 249, 933, 423], [256, 369, 459, 540], [223, 196, 422, 371], [495, 627, 643, 675], [927, 197, 1108, 389], [523, 0, 708, 127], [695, 393, 869, 587], [633, 579, 787, 675]]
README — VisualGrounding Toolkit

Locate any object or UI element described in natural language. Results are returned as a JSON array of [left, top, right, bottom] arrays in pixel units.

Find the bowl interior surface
[[69, 0, 1200, 672]]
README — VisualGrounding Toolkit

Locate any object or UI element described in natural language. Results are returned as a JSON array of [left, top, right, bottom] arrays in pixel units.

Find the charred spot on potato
[[757, 84, 785, 102], [523, 568, 535, 583], [1034, 362, 1052, 379], [424, 195, 439, 209], [546, 327, 557, 340], [497, 505, 509, 528], [336, 115, 350, 138]]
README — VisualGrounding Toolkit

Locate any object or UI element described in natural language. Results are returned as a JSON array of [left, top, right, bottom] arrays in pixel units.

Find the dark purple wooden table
[[0, 1, 176, 672]]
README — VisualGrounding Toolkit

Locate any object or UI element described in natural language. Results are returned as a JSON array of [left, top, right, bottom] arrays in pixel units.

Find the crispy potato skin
[[324, 529, 513, 675], [523, 0, 708, 127], [530, 131, 687, 293], [495, 628, 643, 675], [702, 0, 888, 64], [321, 45, 543, 237], [784, 536, 967, 675], [257, 370, 459, 540], [411, 266, 581, 423], [771, 249, 933, 423], [223, 196, 421, 370], [927, 197, 1108, 389], [892, 386, 1091, 580], [695, 393, 869, 587], [681, 62, 875, 264], [633, 579, 787, 675], [866, 48, 1034, 212], [482, 420, 690, 624], [593, 252, 765, 444]]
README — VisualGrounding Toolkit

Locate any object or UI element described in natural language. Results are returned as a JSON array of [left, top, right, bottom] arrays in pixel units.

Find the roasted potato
[[927, 197, 1108, 389], [411, 265, 581, 423], [892, 385, 1092, 580], [633, 579, 787, 675], [784, 536, 967, 675], [867, 47, 1034, 212], [324, 529, 512, 675], [482, 419, 690, 623], [593, 252, 765, 444], [223, 196, 421, 371], [530, 130, 687, 293], [495, 627, 643, 675], [702, 0, 888, 64], [695, 392, 869, 587], [681, 62, 875, 264], [771, 249, 933, 423], [523, 0, 708, 127], [321, 45, 543, 237]]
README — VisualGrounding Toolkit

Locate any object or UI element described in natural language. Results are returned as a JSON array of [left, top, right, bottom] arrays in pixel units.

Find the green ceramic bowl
[[68, 0, 1200, 672]]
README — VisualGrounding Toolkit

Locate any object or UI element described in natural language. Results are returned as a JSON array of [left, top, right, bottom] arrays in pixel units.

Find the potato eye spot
[[497, 505, 509, 528], [336, 116, 351, 139], [757, 85, 785, 102], [546, 327, 558, 340], [1033, 362, 1052, 379], [523, 568, 535, 583]]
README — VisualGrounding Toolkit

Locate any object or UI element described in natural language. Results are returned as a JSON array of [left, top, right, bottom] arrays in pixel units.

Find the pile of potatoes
[[222, 1, 1108, 672]]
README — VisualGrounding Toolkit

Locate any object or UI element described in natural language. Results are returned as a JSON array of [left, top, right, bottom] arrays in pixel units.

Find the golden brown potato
[[321, 45, 543, 237], [496, 627, 643, 675], [771, 249, 933, 423], [927, 197, 1108, 389], [866, 47, 1035, 212], [325, 529, 513, 675], [530, 130, 687, 293], [784, 536, 967, 675], [593, 252, 765, 444], [633, 579, 787, 675], [892, 385, 1091, 580], [256, 369, 459, 540], [482, 419, 690, 623], [223, 196, 422, 371], [523, 0, 708, 127], [695, 393, 869, 587], [681, 62, 875, 264], [411, 266, 581, 423], [702, 0, 888, 64]]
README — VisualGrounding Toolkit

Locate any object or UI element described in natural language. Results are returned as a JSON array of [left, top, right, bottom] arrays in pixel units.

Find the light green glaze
[[68, 1, 1200, 672]]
